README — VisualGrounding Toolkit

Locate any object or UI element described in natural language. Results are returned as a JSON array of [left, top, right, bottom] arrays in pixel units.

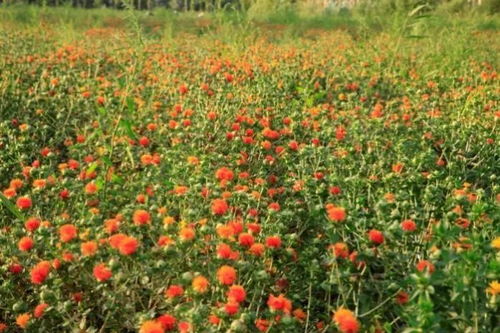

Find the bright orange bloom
[[85, 182, 98, 194], [179, 227, 195, 241], [249, 243, 265, 256], [59, 224, 78, 242], [118, 236, 139, 255], [16, 313, 30, 329], [192, 276, 209, 293], [109, 233, 127, 249], [327, 205, 346, 222], [139, 320, 164, 333], [217, 265, 237, 285], [392, 163, 404, 173], [333, 307, 360, 333], [81, 241, 98, 256]]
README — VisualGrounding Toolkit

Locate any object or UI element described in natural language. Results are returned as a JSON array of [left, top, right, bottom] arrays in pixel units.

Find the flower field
[[0, 8, 499, 333]]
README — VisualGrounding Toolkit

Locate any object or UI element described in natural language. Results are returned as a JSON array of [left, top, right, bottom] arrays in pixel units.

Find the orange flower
[[93, 263, 112, 282], [179, 227, 195, 241], [109, 233, 127, 249], [249, 243, 265, 256], [330, 242, 349, 259], [333, 307, 360, 333], [118, 236, 139, 255], [16, 313, 30, 329], [81, 241, 98, 256], [16, 196, 32, 210], [392, 163, 404, 173], [327, 205, 346, 222], [215, 167, 234, 181], [192, 275, 209, 293], [133, 209, 151, 225], [217, 265, 237, 285], [18, 236, 34, 252], [30, 261, 51, 284], [59, 224, 78, 242], [139, 320, 164, 333], [85, 182, 98, 194], [211, 198, 229, 215]]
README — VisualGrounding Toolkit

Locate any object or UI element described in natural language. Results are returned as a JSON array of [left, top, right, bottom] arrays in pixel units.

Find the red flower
[[157, 314, 176, 331], [265, 236, 282, 249], [255, 319, 270, 332], [133, 209, 151, 225], [368, 229, 384, 245], [416, 260, 435, 274], [34, 303, 49, 318], [224, 301, 239, 315], [227, 285, 246, 303], [30, 261, 51, 284], [215, 167, 234, 181], [24, 217, 41, 232], [93, 263, 112, 282], [395, 291, 409, 305], [18, 236, 34, 252], [238, 233, 254, 247], [267, 294, 292, 313], [268, 202, 280, 211], [401, 219, 417, 232], [165, 285, 184, 299], [16, 196, 32, 210]]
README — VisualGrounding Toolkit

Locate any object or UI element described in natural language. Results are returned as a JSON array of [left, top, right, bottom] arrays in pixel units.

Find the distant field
[[0, 4, 499, 333]]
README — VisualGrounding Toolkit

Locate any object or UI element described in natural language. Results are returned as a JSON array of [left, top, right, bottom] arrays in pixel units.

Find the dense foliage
[[0, 9, 499, 333]]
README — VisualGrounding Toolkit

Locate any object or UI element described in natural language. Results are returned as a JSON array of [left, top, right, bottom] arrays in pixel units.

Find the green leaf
[[0, 192, 25, 221], [126, 96, 136, 114], [119, 119, 138, 140]]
